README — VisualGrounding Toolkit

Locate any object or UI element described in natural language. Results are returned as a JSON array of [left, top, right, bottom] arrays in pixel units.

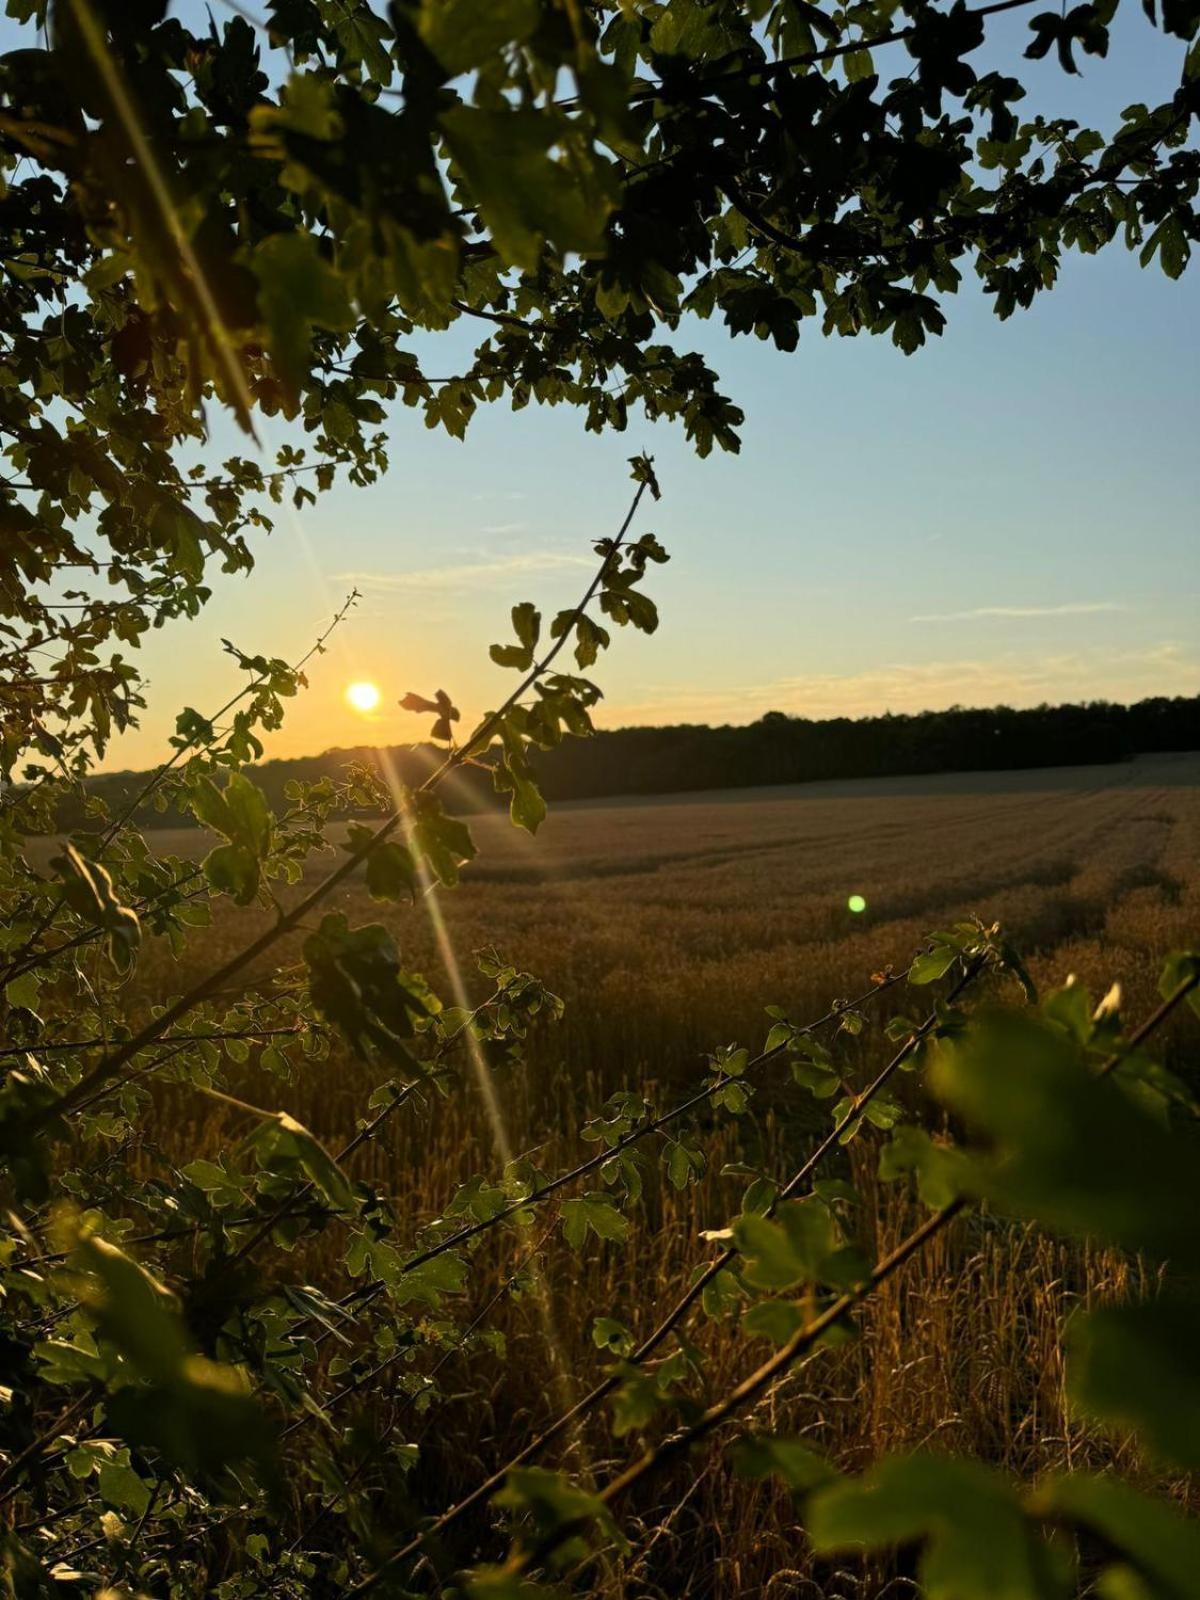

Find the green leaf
[[52, 844, 141, 972], [1042, 979, 1095, 1043], [304, 913, 431, 1063], [251, 232, 356, 408], [72, 1234, 276, 1486], [331, 1, 395, 83], [732, 1198, 834, 1291], [843, 47, 874, 82], [592, 1316, 634, 1357], [511, 601, 541, 655], [490, 642, 532, 671], [885, 1015, 918, 1042], [1066, 1299, 1200, 1470], [418, 0, 539, 74], [364, 840, 418, 903], [931, 1012, 1200, 1267], [203, 841, 261, 905], [1139, 214, 1189, 280], [493, 1466, 623, 1557], [441, 108, 615, 272], [730, 1433, 835, 1491], [721, 1047, 749, 1077], [181, 1158, 245, 1200], [813, 1178, 860, 1206], [809, 1455, 1064, 1599], [411, 796, 476, 886], [561, 1192, 629, 1250], [492, 719, 547, 836], [4, 971, 40, 1012], [878, 1125, 967, 1209], [562, 1199, 588, 1251], [820, 1244, 874, 1290], [1032, 1474, 1200, 1600], [490, 607, 539, 672], [573, 614, 609, 669], [742, 1299, 806, 1345], [741, 1176, 777, 1215], [610, 1366, 663, 1436], [76, 1234, 188, 1385], [910, 946, 958, 985], [195, 773, 274, 904], [665, 1139, 704, 1190], [508, 768, 547, 835], [97, 1459, 151, 1517], [250, 1110, 356, 1212], [392, 1251, 468, 1309], [1159, 950, 1200, 1019], [222, 771, 273, 854], [189, 776, 233, 835]]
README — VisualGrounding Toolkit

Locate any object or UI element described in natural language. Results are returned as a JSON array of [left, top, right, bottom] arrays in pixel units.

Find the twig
[[28, 473, 655, 1133], [1096, 970, 1198, 1078], [0, 1024, 310, 1060], [342, 958, 974, 1591], [330, 969, 906, 1326], [481, 972, 1200, 1589], [98, 588, 360, 849], [0, 1389, 94, 1506], [288, 1221, 560, 1552]]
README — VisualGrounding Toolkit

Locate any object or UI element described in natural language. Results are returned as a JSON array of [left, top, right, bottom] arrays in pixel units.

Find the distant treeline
[[64, 695, 1199, 831]]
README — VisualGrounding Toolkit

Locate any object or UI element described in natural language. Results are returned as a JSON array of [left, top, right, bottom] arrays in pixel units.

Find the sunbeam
[[371, 748, 591, 1443]]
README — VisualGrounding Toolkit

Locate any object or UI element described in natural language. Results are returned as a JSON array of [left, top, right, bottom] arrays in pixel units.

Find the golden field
[[133, 752, 1199, 1596]]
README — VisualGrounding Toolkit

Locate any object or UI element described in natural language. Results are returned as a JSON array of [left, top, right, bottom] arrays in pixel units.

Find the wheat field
[[132, 752, 1198, 1596]]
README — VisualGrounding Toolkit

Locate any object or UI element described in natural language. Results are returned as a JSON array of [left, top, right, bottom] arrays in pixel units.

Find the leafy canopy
[[1, 0, 1197, 781]]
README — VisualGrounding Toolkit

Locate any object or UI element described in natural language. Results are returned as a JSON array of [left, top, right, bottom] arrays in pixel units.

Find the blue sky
[[13, 7, 1196, 769]]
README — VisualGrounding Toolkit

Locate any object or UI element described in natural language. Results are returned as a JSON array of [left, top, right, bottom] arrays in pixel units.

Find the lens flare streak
[[371, 749, 591, 1453]]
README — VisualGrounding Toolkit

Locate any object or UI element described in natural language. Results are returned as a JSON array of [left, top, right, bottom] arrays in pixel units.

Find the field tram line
[[459, 773, 1126, 889]]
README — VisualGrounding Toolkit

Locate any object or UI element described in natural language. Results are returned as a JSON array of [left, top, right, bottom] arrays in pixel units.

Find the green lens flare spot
[[847, 894, 867, 914]]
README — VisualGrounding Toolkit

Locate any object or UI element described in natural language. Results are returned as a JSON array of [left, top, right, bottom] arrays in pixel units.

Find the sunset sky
[[81, 14, 1198, 773]]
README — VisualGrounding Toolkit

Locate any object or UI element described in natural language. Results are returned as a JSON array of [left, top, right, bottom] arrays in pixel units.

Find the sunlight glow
[[346, 680, 382, 714]]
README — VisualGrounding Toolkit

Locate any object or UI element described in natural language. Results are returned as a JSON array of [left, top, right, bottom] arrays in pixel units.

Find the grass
[[130, 751, 1199, 1595]]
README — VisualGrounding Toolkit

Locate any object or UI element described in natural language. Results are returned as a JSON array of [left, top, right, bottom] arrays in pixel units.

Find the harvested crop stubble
[[125, 753, 1198, 1594]]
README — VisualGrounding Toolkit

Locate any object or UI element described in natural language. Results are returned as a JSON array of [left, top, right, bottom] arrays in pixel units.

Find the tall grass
[[132, 754, 1199, 1593]]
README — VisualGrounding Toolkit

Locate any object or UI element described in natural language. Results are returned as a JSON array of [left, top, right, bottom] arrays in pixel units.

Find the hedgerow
[[1, 3, 1198, 1596]]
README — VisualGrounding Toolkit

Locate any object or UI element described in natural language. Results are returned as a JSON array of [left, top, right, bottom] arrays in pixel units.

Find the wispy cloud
[[910, 601, 1127, 624], [331, 551, 593, 594], [601, 643, 1198, 727]]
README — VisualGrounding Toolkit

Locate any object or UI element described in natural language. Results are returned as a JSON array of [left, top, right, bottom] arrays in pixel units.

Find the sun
[[346, 680, 382, 714]]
